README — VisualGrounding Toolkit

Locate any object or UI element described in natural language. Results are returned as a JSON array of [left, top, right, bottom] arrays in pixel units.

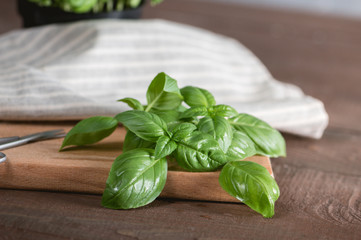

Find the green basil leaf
[[180, 86, 216, 107], [175, 131, 227, 171], [226, 130, 256, 161], [177, 105, 188, 113], [180, 105, 237, 119], [150, 109, 180, 124], [145, 72, 183, 111], [154, 136, 177, 159], [198, 116, 233, 153], [115, 110, 168, 142], [210, 104, 238, 118], [123, 130, 155, 152], [150, 0, 164, 6], [118, 97, 144, 111], [229, 114, 286, 157], [219, 161, 280, 218], [60, 116, 117, 150], [171, 122, 197, 142], [102, 149, 167, 209], [180, 106, 208, 119]]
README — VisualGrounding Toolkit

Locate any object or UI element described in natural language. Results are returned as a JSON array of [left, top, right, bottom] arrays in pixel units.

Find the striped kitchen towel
[[0, 19, 328, 138]]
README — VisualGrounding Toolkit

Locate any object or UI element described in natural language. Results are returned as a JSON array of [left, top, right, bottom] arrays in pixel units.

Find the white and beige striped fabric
[[0, 19, 328, 138]]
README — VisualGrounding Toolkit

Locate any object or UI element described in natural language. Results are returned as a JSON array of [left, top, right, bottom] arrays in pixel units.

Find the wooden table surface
[[1, 0, 360, 239]]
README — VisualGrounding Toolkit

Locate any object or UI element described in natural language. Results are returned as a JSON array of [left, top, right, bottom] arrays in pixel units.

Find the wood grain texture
[[0, 0, 21, 34], [0, 122, 272, 203], [1, 0, 361, 239]]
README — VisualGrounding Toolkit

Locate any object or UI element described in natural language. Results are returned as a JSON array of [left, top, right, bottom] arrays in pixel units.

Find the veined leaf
[[123, 130, 155, 152], [102, 149, 167, 209], [226, 130, 256, 161], [229, 114, 286, 157], [175, 131, 227, 171], [115, 110, 168, 142], [219, 161, 280, 218], [210, 104, 238, 118], [154, 136, 177, 159], [145, 72, 183, 111], [118, 97, 144, 111], [60, 116, 117, 150], [180, 104, 237, 119], [198, 116, 233, 153], [171, 122, 197, 142], [150, 109, 180, 124], [180, 106, 208, 119], [181, 86, 216, 107]]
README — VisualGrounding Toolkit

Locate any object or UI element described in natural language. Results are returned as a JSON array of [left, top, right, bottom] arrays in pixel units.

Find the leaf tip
[[59, 141, 67, 151]]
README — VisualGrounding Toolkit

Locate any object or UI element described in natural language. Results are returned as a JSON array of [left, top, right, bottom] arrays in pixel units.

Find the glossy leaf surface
[[198, 116, 233, 153], [150, 109, 179, 124], [171, 122, 197, 142], [180, 106, 208, 119], [210, 104, 238, 118], [180, 86, 216, 107], [226, 130, 256, 161], [123, 130, 155, 152], [219, 161, 280, 218], [180, 104, 237, 119], [145, 72, 183, 111], [154, 136, 177, 159], [118, 97, 144, 111], [175, 131, 227, 171], [60, 116, 117, 150], [229, 114, 286, 157], [115, 110, 168, 142], [102, 149, 167, 209]]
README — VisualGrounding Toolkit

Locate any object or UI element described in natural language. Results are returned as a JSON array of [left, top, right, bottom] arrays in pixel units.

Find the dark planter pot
[[17, 0, 144, 28]]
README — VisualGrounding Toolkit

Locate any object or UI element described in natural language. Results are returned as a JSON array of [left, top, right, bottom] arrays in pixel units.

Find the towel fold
[[0, 19, 328, 138]]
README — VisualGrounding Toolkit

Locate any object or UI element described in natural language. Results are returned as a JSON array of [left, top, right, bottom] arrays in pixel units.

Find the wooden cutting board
[[0, 122, 273, 203]]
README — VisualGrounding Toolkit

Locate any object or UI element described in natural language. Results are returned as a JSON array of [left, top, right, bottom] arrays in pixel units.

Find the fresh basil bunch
[[28, 0, 163, 13], [60, 72, 286, 218]]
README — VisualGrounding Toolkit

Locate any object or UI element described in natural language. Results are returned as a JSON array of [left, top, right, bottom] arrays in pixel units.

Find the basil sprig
[[219, 161, 280, 218], [102, 149, 167, 209], [60, 116, 118, 150], [60, 72, 286, 218]]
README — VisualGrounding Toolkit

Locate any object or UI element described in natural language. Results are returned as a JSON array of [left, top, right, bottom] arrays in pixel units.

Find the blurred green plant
[[28, 0, 164, 13]]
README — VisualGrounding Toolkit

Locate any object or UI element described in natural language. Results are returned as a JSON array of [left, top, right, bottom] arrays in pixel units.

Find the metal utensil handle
[[20, 129, 65, 140], [0, 152, 6, 163], [0, 130, 66, 151], [0, 138, 34, 151], [0, 136, 20, 145]]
